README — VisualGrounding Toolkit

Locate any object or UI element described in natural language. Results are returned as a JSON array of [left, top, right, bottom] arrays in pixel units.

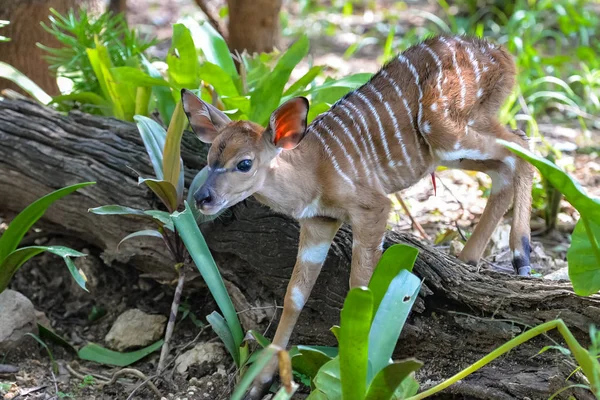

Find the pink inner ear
[[272, 98, 307, 149]]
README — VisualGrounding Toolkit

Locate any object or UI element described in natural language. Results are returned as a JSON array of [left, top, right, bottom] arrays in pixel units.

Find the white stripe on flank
[[355, 90, 395, 167], [456, 39, 482, 98], [320, 118, 358, 178], [380, 70, 426, 166], [310, 124, 355, 188], [330, 113, 373, 185], [397, 55, 424, 132], [367, 84, 410, 175], [439, 36, 466, 109], [420, 43, 446, 114], [338, 102, 389, 188]]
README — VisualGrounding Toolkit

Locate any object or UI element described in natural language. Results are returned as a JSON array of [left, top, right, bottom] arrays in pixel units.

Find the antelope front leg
[[349, 195, 392, 287], [244, 217, 342, 400]]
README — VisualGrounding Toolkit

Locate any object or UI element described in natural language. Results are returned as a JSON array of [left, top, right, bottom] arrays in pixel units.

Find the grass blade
[[118, 230, 164, 250], [138, 178, 178, 212], [207, 311, 239, 366], [364, 359, 423, 400], [0, 182, 94, 263], [0, 62, 52, 104], [230, 345, 279, 400], [134, 115, 167, 180], [162, 100, 186, 201]]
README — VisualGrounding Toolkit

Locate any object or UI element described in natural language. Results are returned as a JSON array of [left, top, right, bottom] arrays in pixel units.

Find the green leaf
[[498, 140, 600, 226], [339, 287, 373, 400], [110, 66, 171, 87], [88, 205, 148, 216], [250, 35, 310, 125], [144, 210, 175, 231], [207, 311, 239, 366], [134, 115, 167, 180], [291, 348, 333, 383], [78, 340, 163, 367], [0, 61, 52, 104], [182, 17, 238, 80], [0, 246, 87, 293], [162, 100, 186, 201], [141, 55, 175, 126], [272, 383, 299, 400], [364, 359, 423, 400], [567, 218, 600, 296], [50, 92, 112, 114], [38, 324, 77, 354], [230, 345, 279, 400], [368, 270, 421, 382], [246, 329, 272, 348], [368, 244, 419, 315], [138, 178, 178, 212], [171, 202, 244, 347], [393, 375, 420, 399], [307, 102, 331, 124], [118, 230, 164, 250], [198, 62, 239, 97], [312, 357, 342, 400], [167, 24, 200, 90], [283, 66, 323, 96], [0, 182, 94, 263]]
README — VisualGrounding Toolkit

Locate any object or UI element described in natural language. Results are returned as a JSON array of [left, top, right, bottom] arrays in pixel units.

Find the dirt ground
[[2, 0, 600, 399]]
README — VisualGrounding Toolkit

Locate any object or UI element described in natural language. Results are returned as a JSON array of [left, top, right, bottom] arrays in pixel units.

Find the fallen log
[[1, 98, 599, 399]]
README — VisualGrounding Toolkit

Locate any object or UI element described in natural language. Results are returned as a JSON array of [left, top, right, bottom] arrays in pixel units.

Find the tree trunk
[[1, 99, 599, 399], [0, 0, 101, 97], [226, 0, 282, 55]]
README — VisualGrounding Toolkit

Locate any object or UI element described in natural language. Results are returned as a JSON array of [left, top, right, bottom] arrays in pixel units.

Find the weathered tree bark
[[1, 99, 599, 399], [0, 0, 101, 96], [226, 0, 282, 54]]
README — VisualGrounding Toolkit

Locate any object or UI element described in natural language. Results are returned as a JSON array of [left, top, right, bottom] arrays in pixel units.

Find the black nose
[[194, 186, 213, 207]]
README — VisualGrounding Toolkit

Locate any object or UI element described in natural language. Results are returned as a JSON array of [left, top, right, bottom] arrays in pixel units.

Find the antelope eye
[[237, 159, 253, 172]]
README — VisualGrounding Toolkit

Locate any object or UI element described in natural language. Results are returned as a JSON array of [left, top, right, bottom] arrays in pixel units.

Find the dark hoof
[[242, 378, 273, 400]]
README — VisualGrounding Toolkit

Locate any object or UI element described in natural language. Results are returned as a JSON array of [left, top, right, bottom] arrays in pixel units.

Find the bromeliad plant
[[88, 100, 247, 374], [0, 182, 94, 294]]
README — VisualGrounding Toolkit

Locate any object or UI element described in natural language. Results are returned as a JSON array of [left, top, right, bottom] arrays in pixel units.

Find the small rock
[[34, 309, 51, 328], [105, 309, 166, 352], [175, 342, 226, 375], [448, 240, 464, 257], [544, 267, 570, 281], [0, 290, 38, 353]]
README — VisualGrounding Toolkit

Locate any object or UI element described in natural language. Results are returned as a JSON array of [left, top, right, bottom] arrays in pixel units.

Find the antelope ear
[[268, 97, 309, 150], [181, 89, 231, 143]]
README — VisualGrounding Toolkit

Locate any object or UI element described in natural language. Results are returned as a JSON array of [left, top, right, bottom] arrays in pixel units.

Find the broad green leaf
[[118, 230, 164, 250], [567, 218, 600, 296], [138, 178, 178, 212], [291, 348, 333, 383], [292, 345, 338, 359], [0, 61, 52, 104], [0, 246, 87, 293], [181, 17, 238, 80], [167, 24, 200, 90], [141, 55, 175, 126], [392, 375, 420, 399], [283, 66, 323, 96], [306, 391, 328, 400], [198, 62, 239, 97], [340, 287, 373, 400], [307, 102, 332, 124], [144, 210, 175, 231], [230, 345, 279, 400], [78, 340, 163, 367], [162, 100, 186, 201], [312, 357, 342, 400], [368, 270, 421, 382], [364, 359, 423, 400], [134, 115, 167, 180], [499, 140, 600, 226], [221, 95, 251, 117], [111, 66, 171, 87], [0, 182, 94, 263], [250, 35, 310, 126], [38, 324, 77, 354], [287, 73, 372, 101], [171, 202, 244, 347], [368, 244, 419, 315], [207, 311, 239, 366]]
